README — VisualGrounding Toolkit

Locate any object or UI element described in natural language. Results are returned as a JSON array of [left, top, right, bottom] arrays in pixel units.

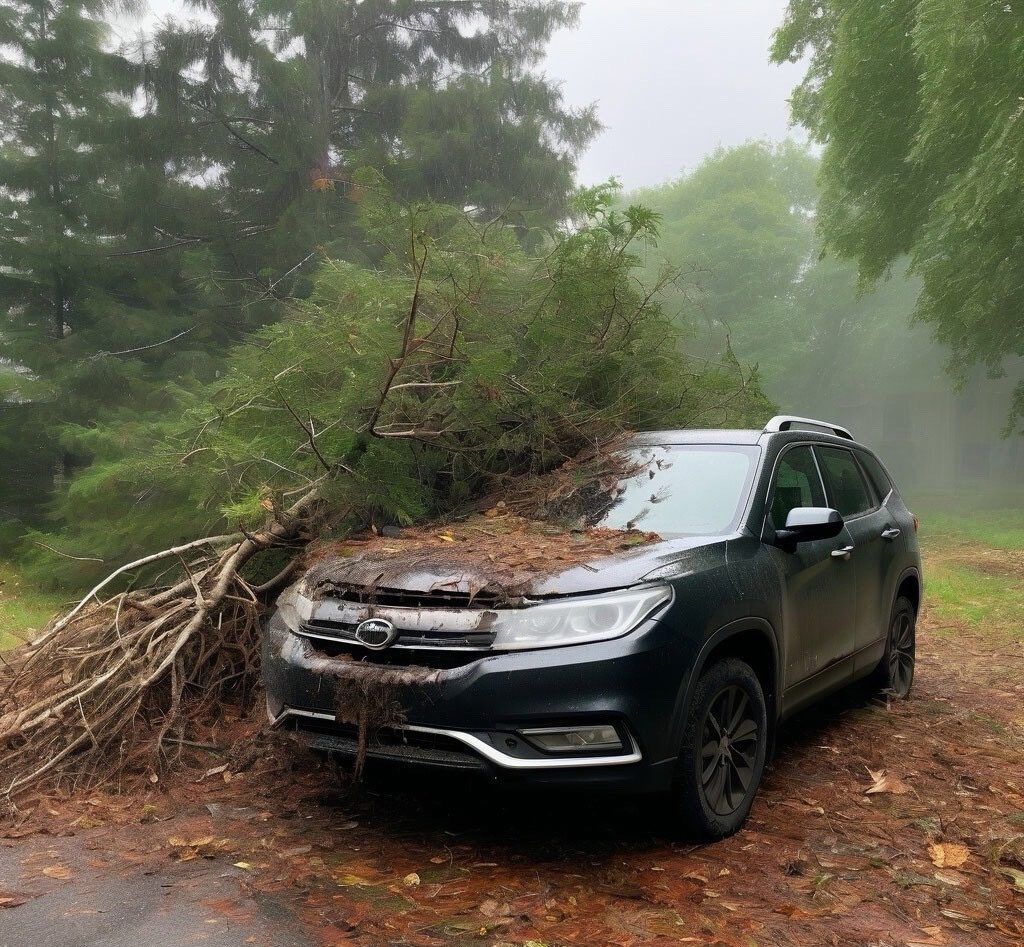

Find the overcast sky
[[544, 0, 804, 190], [133, 0, 804, 193]]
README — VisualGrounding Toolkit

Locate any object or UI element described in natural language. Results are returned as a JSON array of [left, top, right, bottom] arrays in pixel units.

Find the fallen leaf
[[336, 874, 372, 887], [403, 872, 421, 887], [0, 892, 32, 909], [928, 843, 970, 869], [864, 768, 911, 795], [906, 926, 946, 947], [233, 862, 252, 870], [42, 865, 71, 880]]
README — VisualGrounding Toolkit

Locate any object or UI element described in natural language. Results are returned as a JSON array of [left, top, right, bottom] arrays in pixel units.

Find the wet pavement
[[0, 835, 311, 947]]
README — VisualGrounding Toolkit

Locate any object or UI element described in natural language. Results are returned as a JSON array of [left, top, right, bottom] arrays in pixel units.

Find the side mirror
[[777, 507, 844, 545]]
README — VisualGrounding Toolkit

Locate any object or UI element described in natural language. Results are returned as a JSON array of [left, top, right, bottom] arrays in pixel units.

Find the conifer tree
[[0, 0, 216, 527], [148, 0, 598, 296]]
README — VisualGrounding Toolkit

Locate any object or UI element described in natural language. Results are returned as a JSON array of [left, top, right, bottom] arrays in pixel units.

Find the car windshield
[[584, 445, 760, 537]]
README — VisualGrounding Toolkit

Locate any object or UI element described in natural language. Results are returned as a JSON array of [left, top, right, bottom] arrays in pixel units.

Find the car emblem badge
[[354, 618, 399, 650]]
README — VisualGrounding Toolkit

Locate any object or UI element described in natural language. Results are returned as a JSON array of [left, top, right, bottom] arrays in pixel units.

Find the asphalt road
[[0, 835, 312, 947]]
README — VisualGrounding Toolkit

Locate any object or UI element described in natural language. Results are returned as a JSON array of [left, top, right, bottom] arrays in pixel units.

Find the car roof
[[634, 425, 870, 451]]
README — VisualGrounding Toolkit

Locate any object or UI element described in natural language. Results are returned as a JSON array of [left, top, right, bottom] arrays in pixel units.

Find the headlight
[[276, 588, 314, 633], [491, 585, 672, 651]]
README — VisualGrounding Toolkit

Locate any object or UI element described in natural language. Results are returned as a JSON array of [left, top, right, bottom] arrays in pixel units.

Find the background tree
[[772, 0, 1024, 433], [0, 0, 204, 537], [147, 0, 597, 295], [626, 141, 933, 472], [0, 0, 599, 546], [629, 141, 818, 381]]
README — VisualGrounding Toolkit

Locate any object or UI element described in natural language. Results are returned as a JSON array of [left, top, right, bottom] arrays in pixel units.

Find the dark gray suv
[[264, 416, 922, 839]]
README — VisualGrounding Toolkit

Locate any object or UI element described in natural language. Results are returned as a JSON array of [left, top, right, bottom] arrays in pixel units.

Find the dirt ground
[[2, 556, 1023, 947]]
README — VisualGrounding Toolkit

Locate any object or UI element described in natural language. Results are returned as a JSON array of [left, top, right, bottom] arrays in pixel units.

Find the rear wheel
[[672, 658, 768, 841], [874, 596, 916, 698]]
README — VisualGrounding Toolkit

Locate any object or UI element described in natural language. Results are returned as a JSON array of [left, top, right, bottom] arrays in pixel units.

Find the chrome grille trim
[[271, 707, 643, 770]]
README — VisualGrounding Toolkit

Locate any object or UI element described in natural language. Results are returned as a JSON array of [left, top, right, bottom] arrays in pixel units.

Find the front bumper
[[263, 609, 692, 792]]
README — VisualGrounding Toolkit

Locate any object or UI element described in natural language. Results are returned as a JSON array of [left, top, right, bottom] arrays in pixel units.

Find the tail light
[[912, 514, 919, 533]]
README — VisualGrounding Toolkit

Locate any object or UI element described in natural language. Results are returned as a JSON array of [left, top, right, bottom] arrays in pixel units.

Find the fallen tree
[[0, 184, 773, 801]]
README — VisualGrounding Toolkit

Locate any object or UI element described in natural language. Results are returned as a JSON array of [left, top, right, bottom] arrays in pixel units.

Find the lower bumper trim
[[271, 707, 643, 770]]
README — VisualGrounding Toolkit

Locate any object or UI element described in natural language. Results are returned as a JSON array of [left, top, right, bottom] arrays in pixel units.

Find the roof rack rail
[[764, 415, 855, 441]]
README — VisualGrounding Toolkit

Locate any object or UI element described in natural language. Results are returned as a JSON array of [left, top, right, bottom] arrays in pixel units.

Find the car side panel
[[841, 504, 893, 653], [724, 534, 858, 720], [852, 492, 922, 676]]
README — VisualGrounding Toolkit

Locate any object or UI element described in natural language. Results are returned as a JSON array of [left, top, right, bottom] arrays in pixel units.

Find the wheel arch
[[672, 618, 782, 756], [894, 567, 922, 614]]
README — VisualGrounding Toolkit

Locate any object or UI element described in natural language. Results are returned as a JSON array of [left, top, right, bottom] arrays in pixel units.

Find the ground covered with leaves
[[1, 540, 1022, 947]]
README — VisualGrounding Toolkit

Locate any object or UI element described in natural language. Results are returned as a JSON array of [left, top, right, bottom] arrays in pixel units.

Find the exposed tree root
[[0, 490, 321, 802]]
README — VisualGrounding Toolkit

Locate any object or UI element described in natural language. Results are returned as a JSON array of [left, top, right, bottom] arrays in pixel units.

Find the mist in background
[[540, 1, 1022, 505], [543, 0, 803, 188]]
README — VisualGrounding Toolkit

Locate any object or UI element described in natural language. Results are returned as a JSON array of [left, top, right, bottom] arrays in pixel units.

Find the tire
[[672, 658, 768, 841], [872, 595, 916, 698]]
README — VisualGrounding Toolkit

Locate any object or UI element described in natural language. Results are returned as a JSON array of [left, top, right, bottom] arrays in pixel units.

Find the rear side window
[[858, 452, 893, 499], [816, 447, 875, 518], [770, 446, 826, 527]]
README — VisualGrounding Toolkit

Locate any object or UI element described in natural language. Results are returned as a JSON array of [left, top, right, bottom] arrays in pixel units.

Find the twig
[[30, 541, 105, 563], [87, 327, 197, 361]]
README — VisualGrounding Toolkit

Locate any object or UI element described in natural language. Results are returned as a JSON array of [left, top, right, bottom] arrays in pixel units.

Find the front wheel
[[672, 658, 768, 841], [873, 595, 916, 698]]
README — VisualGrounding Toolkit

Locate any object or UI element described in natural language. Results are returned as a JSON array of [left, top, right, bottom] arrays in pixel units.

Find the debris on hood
[[303, 511, 661, 605]]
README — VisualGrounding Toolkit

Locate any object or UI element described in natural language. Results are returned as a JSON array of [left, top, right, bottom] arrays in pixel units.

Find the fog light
[[519, 725, 624, 754]]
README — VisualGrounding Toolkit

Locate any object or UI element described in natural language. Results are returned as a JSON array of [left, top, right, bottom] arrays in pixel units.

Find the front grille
[[304, 635, 487, 669], [302, 618, 496, 651], [323, 584, 502, 609]]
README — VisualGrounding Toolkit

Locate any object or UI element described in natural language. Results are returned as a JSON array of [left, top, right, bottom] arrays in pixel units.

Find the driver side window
[[770, 446, 826, 527]]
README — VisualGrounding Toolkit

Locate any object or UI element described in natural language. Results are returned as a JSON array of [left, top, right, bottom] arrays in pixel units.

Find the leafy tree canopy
[[24, 184, 772, 585], [772, 0, 1024, 432], [626, 140, 927, 426]]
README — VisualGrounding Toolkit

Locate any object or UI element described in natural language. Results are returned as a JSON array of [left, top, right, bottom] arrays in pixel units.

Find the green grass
[[919, 510, 1024, 552], [0, 561, 65, 650], [914, 496, 1024, 552], [910, 504, 1023, 636], [926, 563, 1023, 631]]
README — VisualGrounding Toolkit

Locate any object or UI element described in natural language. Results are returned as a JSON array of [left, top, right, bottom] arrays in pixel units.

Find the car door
[[765, 445, 858, 688], [815, 446, 900, 656]]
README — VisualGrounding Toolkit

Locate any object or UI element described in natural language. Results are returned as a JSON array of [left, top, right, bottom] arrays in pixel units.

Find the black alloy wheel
[[673, 658, 768, 841], [882, 596, 916, 698], [699, 684, 760, 817]]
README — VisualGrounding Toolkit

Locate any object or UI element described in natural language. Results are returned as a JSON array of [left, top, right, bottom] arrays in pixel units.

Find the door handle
[[831, 546, 855, 561], [881, 528, 902, 541]]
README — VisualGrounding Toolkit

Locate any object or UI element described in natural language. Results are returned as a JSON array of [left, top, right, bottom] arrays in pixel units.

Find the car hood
[[301, 533, 729, 603]]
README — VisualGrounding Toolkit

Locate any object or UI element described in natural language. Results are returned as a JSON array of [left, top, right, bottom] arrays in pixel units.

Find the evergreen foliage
[[0, 0, 199, 528], [25, 184, 772, 585], [772, 0, 1024, 432], [0, 0, 599, 541]]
